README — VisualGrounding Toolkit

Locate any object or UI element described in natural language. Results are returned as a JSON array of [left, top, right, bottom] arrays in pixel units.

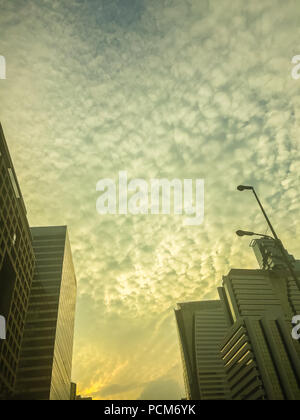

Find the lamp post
[[236, 185, 300, 292], [236, 230, 273, 240]]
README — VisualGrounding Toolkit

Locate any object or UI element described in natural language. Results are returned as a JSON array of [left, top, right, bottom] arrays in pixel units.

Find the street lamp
[[237, 185, 253, 191], [236, 185, 300, 292], [237, 185, 278, 239], [236, 230, 273, 239]]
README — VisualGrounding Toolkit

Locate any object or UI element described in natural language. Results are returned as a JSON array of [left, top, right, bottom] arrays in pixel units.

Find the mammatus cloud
[[0, 0, 300, 399]]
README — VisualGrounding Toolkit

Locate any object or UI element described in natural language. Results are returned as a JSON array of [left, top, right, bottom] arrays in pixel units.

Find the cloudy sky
[[1, 0, 300, 400]]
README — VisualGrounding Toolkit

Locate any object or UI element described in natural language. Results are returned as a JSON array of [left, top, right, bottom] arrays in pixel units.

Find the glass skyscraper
[[0, 124, 35, 398], [16, 226, 77, 400]]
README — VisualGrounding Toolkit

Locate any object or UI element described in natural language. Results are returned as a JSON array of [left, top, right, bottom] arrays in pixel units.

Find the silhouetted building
[[176, 238, 300, 400], [220, 313, 300, 400], [70, 382, 77, 400], [175, 301, 230, 400], [70, 382, 93, 400], [220, 266, 300, 399], [0, 124, 35, 398], [16, 226, 77, 400]]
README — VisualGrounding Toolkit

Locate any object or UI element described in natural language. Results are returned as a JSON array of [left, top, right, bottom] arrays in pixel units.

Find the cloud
[[98, 383, 140, 398], [138, 377, 182, 401], [0, 0, 300, 400]]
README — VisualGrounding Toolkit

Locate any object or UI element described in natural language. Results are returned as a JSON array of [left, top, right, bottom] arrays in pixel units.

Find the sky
[[0, 0, 300, 400]]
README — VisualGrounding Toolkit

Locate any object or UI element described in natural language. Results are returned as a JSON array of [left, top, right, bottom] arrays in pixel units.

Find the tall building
[[176, 238, 300, 400], [220, 238, 300, 400], [220, 313, 300, 400], [16, 226, 77, 400], [220, 267, 300, 400], [251, 238, 300, 316], [175, 300, 231, 400], [0, 124, 35, 398]]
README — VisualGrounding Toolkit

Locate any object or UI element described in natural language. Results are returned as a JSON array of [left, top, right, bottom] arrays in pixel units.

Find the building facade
[[220, 314, 300, 400], [16, 226, 77, 400], [220, 268, 300, 399], [175, 300, 230, 400], [0, 124, 35, 398], [176, 238, 300, 400]]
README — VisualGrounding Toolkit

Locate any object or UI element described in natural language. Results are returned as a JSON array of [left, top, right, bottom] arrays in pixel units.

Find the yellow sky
[[1, 0, 300, 399]]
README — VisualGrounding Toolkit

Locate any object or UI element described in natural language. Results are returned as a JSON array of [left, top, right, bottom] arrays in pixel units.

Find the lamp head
[[237, 185, 253, 191], [236, 230, 255, 237]]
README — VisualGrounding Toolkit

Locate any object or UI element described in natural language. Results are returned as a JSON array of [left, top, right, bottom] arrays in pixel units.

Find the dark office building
[[70, 382, 77, 400], [16, 226, 77, 400], [176, 238, 300, 400], [0, 124, 35, 398], [220, 266, 300, 400], [175, 301, 230, 400]]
